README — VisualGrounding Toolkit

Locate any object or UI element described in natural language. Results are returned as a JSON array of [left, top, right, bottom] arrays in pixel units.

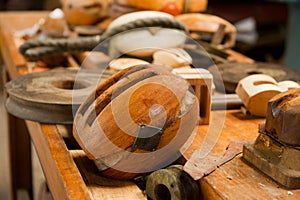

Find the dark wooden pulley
[[146, 165, 200, 200]]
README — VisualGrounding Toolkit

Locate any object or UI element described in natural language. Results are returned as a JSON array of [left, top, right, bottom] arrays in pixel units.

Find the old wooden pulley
[[113, 0, 207, 15], [73, 64, 199, 180], [107, 11, 188, 57], [176, 13, 236, 49], [208, 62, 300, 93], [5, 68, 99, 124]]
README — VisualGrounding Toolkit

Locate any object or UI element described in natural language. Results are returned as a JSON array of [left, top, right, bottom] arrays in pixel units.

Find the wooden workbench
[[0, 11, 299, 200]]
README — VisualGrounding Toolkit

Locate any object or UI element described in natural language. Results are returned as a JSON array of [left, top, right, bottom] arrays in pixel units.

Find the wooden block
[[182, 110, 300, 200], [152, 48, 192, 69], [71, 150, 146, 200], [173, 68, 212, 124], [243, 133, 300, 189], [277, 80, 300, 91], [235, 74, 283, 117], [109, 58, 149, 72]]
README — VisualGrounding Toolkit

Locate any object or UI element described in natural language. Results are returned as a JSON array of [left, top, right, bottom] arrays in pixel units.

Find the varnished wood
[[176, 13, 236, 48], [236, 74, 282, 116], [0, 57, 13, 200], [74, 65, 199, 179], [26, 122, 92, 200], [182, 110, 300, 199], [0, 12, 47, 199], [71, 150, 146, 200], [173, 67, 212, 124]]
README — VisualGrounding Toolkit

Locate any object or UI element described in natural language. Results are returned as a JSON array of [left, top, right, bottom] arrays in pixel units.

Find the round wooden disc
[[209, 62, 300, 93], [5, 68, 99, 124]]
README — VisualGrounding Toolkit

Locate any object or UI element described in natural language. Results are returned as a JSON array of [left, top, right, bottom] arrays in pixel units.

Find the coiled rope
[[19, 17, 189, 60]]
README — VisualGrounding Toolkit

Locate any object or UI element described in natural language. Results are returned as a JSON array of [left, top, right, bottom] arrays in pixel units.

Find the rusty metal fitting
[[264, 88, 300, 147]]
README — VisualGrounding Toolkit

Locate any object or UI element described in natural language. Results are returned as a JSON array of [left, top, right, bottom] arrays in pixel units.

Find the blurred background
[[0, 0, 291, 67]]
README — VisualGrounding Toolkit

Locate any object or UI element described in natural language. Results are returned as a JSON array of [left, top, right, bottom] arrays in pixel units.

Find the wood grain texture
[[71, 150, 146, 200], [2, 11, 299, 200], [0, 12, 49, 199], [26, 122, 92, 200], [74, 65, 199, 179], [0, 56, 13, 200], [235, 74, 282, 116], [182, 110, 300, 199]]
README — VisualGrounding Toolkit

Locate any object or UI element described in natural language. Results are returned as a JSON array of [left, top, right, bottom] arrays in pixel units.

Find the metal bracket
[[132, 124, 163, 152]]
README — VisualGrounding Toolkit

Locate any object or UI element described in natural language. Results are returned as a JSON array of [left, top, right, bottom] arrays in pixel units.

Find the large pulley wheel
[[5, 68, 99, 124], [209, 62, 300, 93], [73, 64, 199, 180], [146, 165, 200, 200]]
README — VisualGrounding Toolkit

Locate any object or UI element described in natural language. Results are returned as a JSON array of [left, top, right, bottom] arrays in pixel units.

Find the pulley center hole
[[52, 80, 87, 90], [154, 184, 171, 200]]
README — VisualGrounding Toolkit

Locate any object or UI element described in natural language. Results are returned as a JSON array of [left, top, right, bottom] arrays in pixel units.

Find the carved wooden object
[[236, 74, 299, 117], [173, 67, 212, 124], [73, 64, 199, 180]]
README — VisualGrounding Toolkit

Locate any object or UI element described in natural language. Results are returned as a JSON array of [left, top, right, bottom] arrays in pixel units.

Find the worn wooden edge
[[0, 57, 13, 200], [181, 110, 300, 199], [26, 121, 92, 200], [70, 150, 146, 200], [0, 32, 25, 78], [200, 155, 300, 199]]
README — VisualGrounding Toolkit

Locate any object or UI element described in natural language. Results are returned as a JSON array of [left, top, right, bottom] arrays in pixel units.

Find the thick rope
[[19, 17, 189, 61]]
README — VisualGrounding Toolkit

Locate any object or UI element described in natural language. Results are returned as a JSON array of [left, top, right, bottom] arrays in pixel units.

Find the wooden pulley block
[[73, 64, 199, 180], [146, 165, 200, 200], [5, 68, 99, 124], [176, 13, 236, 48], [235, 74, 299, 117], [208, 62, 300, 93], [243, 89, 300, 189], [107, 11, 188, 57], [265, 88, 300, 146], [114, 0, 207, 15], [62, 0, 111, 26]]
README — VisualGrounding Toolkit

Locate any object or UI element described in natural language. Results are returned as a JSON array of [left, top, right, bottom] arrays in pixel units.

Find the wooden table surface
[[1, 11, 299, 200]]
